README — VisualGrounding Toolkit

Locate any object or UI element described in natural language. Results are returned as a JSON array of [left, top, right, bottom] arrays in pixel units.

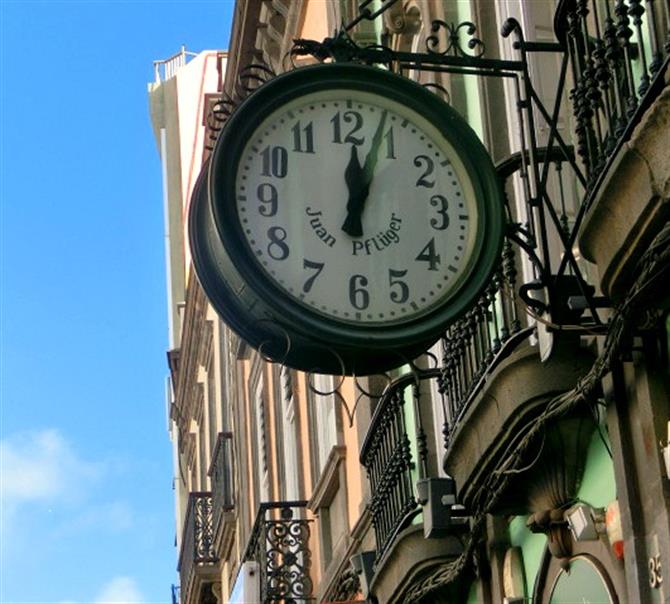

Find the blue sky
[[1, 1, 234, 602]]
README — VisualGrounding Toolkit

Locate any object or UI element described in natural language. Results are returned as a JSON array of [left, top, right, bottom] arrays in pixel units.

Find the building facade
[[150, 1, 670, 603]]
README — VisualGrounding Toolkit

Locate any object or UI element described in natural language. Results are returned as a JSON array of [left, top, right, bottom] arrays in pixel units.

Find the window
[[309, 373, 340, 480], [280, 366, 300, 500]]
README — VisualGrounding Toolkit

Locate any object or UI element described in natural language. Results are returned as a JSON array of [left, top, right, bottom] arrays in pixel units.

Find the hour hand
[[342, 145, 368, 237], [341, 110, 388, 237]]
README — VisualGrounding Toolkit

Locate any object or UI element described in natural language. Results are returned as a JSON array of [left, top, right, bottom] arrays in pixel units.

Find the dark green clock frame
[[191, 63, 505, 375]]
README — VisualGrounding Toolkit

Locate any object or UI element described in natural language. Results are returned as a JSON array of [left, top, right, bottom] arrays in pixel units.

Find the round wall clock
[[193, 63, 505, 375]]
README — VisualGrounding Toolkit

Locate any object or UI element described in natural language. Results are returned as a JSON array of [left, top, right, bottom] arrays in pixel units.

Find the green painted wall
[[456, 0, 484, 140], [577, 428, 616, 507], [509, 515, 547, 595], [466, 580, 480, 603]]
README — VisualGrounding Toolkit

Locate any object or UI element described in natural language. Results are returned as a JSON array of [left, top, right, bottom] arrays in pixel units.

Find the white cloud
[[0, 428, 102, 507], [94, 576, 144, 604]]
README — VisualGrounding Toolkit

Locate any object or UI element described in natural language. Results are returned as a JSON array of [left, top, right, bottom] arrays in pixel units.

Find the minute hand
[[362, 109, 388, 185], [341, 110, 388, 237]]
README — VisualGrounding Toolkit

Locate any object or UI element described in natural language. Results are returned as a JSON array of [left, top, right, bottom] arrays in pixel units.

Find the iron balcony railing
[[440, 237, 532, 449], [359, 256, 529, 563], [360, 383, 420, 563], [242, 501, 314, 603], [177, 492, 217, 600], [555, 0, 669, 199], [209, 432, 235, 538], [359, 238, 528, 565]]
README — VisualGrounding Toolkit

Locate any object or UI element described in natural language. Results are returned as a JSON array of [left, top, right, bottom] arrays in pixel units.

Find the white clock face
[[234, 89, 478, 326]]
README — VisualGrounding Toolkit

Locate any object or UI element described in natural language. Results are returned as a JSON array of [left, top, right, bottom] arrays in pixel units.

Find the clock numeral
[[414, 155, 435, 188], [257, 183, 278, 217], [267, 226, 290, 261], [331, 111, 365, 146], [429, 194, 449, 230], [388, 269, 409, 304], [302, 259, 324, 293], [349, 274, 370, 310], [292, 121, 315, 154], [260, 145, 288, 178], [415, 238, 441, 271], [384, 127, 396, 159]]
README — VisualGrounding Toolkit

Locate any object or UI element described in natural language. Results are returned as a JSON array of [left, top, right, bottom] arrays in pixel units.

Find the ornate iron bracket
[[291, 26, 524, 73], [288, 3, 609, 330]]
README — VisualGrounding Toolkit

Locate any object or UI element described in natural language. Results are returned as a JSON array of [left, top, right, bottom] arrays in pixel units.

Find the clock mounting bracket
[[193, 3, 606, 375]]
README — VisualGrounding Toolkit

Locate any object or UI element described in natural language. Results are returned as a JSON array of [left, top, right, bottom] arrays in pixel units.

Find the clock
[[193, 63, 504, 375]]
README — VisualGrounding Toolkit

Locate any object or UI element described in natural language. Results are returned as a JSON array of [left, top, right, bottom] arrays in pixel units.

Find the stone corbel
[[383, 1, 421, 35], [527, 509, 573, 562]]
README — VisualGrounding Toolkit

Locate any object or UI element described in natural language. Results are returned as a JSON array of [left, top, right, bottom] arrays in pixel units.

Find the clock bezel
[[205, 63, 505, 374]]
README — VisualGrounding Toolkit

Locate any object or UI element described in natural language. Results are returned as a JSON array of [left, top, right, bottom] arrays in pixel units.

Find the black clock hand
[[362, 109, 388, 184], [341, 110, 388, 237], [342, 145, 367, 237]]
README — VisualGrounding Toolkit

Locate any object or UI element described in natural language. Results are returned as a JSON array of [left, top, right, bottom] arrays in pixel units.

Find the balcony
[[178, 492, 218, 604], [152, 45, 198, 83], [360, 380, 418, 564], [555, 0, 669, 193], [208, 432, 235, 547], [440, 243, 530, 449], [359, 370, 467, 604], [555, 0, 670, 298], [242, 501, 314, 603]]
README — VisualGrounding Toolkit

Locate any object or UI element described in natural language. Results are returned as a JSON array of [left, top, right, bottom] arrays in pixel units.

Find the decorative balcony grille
[[178, 492, 217, 599], [555, 0, 669, 199], [209, 432, 234, 538], [243, 501, 314, 603]]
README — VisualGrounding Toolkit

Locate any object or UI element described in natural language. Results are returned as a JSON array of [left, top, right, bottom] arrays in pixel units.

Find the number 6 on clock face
[[202, 64, 504, 374]]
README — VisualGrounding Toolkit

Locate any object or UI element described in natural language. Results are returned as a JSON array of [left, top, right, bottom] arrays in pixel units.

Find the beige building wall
[[148, 48, 225, 551]]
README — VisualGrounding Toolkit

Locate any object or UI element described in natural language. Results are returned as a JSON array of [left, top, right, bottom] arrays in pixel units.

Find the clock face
[[204, 64, 504, 374], [234, 90, 478, 326]]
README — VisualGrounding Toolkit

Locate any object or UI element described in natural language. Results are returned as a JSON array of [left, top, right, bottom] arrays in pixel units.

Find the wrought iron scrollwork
[[422, 82, 451, 104], [306, 364, 396, 428], [266, 512, 313, 600], [426, 20, 485, 58], [243, 502, 314, 603], [204, 62, 276, 151], [204, 96, 236, 152], [292, 30, 394, 67], [236, 63, 277, 96], [192, 494, 216, 561], [178, 493, 217, 604], [343, 0, 402, 32]]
